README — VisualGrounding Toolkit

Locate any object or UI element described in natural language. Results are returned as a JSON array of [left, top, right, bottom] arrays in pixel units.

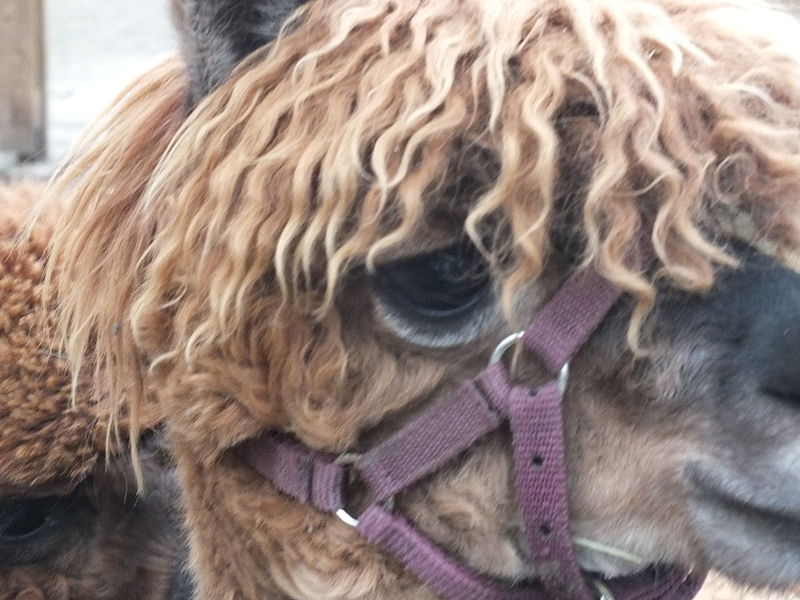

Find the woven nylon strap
[[240, 268, 704, 600]]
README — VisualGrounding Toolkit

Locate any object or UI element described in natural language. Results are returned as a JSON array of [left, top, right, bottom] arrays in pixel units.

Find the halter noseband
[[240, 268, 703, 600]]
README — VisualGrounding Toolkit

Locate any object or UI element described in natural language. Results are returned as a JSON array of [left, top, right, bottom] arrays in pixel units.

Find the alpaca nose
[[720, 250, 800, 403]]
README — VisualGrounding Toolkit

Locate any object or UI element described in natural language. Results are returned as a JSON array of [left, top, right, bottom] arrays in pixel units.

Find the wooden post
[[0, 0, 46, 159]]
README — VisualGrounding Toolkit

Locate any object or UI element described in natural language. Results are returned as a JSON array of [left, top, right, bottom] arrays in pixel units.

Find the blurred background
[[0, 0, 175, 178]]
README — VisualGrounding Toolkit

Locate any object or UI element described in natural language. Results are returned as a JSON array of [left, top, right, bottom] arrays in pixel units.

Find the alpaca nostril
[[757, 328, 800, 402], [723, 251, 800, 405], [755, 349, 800, 409], [754, 326, 800, 406], [762, 387, 800, 407]]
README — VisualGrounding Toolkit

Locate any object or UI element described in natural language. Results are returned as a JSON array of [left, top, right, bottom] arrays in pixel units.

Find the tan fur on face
[[44, 1, 800, 598]]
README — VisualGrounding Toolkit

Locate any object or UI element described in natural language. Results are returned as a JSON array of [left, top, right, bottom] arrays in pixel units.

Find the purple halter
[[240, 268, 704, 600]]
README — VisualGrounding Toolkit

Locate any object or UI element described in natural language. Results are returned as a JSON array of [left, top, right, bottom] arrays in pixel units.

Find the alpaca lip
[[686, 458, 800, 576], [763, 388, 800, 410], [687, 463, 800, 524], [686, 462, 800, 588], [692, 482, 800, 533]]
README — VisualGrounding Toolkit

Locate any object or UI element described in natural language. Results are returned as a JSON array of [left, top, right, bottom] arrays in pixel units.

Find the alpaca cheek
[[557, 333, 720, 572], [156, 358, 279, 466]]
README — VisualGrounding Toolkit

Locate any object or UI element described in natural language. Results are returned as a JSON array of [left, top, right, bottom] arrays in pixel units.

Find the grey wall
[[46, 0, 176, 165]]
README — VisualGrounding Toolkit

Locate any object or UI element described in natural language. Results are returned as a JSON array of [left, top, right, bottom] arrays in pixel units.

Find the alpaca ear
[[171, 0, 309, 105]]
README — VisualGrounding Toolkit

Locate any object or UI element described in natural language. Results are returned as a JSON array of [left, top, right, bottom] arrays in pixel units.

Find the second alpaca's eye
[[0, 498, 62, 543], [371, 242, 491, 321], [0, 493, 85, 566]]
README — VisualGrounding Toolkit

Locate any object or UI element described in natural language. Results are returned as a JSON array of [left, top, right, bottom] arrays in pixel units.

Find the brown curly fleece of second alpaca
[[0, 183, 96, 495], [0, 182, 188, 600]]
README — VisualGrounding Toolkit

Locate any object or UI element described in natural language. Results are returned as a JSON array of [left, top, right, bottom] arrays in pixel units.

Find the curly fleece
[[0, 182, 97, 496]]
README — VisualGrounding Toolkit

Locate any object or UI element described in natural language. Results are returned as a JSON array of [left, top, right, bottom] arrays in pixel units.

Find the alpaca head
[[0, 184, 191, 600], [48, 1, 800, 598]]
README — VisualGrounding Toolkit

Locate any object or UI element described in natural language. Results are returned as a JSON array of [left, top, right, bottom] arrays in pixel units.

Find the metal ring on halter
[[489, 331, 525, 365], [591, 578, 616, 600], [334, 452, 362, 527], [335, 509, 359, 528], [558, 362, 570, 397], [490, 332, 571, 397], [336, 496, 395, 529], [333, 451, 396, 528], [334, 452, 361, 466]]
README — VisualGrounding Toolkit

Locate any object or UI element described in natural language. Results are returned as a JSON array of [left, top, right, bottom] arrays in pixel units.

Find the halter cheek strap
[[240, 269, 704, 600]]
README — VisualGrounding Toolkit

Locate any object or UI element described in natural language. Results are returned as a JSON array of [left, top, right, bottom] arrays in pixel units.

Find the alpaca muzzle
[[239, 268, 703, 600]]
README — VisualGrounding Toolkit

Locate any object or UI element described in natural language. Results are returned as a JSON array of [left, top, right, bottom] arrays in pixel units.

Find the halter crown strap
[[522, 269, 625, 373], [240, 268, 704, 600]]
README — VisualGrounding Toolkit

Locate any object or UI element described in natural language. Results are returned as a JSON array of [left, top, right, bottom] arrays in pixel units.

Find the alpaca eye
[[371, 242, 491, 321], [0, 496, 82, 566], [0, 498, 66, 543]]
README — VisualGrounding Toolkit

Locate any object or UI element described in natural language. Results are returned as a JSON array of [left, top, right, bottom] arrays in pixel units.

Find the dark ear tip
[[171, 0, 310, 104]]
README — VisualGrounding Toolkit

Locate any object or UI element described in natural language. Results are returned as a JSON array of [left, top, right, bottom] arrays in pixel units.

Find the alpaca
[[0, 183, 191, 599], [45, 0, 800, 598]]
